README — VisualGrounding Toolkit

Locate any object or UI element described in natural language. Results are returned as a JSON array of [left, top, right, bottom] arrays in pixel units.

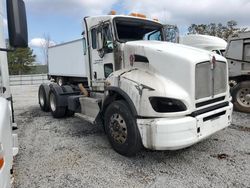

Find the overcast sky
[[19, 0, 250, 63]]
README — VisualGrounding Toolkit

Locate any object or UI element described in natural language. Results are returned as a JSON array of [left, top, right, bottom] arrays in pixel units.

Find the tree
[[40, 33, 55, 64], [7, 47, 36, 75], [188, 20, 248, 41]]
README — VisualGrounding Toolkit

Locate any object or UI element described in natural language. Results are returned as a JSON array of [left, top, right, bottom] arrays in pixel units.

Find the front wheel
[[104, 100, 142, 156], [232, 81, 250, 113]]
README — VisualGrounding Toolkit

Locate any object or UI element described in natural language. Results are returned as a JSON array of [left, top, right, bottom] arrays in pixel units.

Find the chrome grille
[[214, 62, 227, 95], [195, 61, 227, 100]]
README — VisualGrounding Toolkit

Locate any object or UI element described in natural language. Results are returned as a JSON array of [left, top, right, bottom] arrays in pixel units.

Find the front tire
[[232, 81, 250, 113], [104, 100, 142, 156]]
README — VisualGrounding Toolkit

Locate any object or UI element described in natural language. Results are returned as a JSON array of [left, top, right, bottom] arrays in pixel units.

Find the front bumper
[[137, 102, 233, 150]]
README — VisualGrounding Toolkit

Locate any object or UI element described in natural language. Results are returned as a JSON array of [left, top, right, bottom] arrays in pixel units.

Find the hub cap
[[236, 88, 250, 107], [39, 90, 45, 106], [50, 93, 56, 112], [109, 113, 127, 144]]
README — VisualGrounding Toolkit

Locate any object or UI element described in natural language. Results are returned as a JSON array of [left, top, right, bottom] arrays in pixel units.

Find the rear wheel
[[232, 81, 250, 113], [38, 84, 50, 112], [62, 85, 75, 117], [49, 90, 66, 118], [104, 100, 142, 156]]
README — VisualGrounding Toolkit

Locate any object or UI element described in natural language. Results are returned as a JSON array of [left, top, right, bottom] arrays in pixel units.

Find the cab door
[[89, 23, 114, 91]]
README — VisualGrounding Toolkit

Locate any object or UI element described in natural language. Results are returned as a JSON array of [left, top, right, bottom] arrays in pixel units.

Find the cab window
[[226, 40, 243, 60], [104, 63, 113, 78]]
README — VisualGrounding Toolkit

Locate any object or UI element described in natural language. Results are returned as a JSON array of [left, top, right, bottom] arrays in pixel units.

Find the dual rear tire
[[38, 84, 72, 118], [39, 84, 142, 156], [38, 84, 50, 112]]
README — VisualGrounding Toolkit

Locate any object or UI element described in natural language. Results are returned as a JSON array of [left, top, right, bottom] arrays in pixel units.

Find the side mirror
[[97, 31, 103, 51], [7, 0, 28, 48]]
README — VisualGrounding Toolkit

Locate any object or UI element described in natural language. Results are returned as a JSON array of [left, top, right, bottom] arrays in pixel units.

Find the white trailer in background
[[48, 39, 87, 86], [179, 34, 227, 56], [0, 0, 28, 187]]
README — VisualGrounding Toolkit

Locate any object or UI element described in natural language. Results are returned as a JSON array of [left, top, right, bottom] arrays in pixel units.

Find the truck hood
[[122, 40, 227, 105], [124, 40, 226, 64]]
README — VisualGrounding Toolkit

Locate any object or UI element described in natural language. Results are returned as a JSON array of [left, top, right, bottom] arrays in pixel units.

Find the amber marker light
[[0, 144, 5, 170]]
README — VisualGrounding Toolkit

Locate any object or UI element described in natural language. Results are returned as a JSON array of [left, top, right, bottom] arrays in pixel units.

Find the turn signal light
[[0, 144, 4, 170], [0, 157, 4, 170]]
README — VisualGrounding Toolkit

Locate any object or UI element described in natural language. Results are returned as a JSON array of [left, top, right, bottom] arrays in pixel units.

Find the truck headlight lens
[[149, 97, 187, 113]]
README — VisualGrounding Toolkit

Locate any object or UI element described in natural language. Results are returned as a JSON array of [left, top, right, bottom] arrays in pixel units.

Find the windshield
[[114, 17, 164, 42]]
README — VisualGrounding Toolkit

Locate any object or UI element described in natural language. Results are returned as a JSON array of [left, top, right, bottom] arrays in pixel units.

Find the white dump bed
[[48, 39, 87, 78]]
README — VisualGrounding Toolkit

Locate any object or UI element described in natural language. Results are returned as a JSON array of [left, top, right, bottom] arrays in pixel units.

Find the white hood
[[122, 40, 227, 106]]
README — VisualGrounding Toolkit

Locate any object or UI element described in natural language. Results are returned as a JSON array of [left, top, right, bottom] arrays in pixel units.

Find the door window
[[104, 63, 113, 78]]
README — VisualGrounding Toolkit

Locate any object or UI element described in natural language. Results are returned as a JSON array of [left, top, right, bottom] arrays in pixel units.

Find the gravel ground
[[11, 85, 250, 188]]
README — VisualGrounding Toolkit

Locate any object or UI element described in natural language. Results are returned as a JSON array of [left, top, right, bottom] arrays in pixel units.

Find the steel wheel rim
[[39, 89, 45, 107], [109, 113, 127, 144], [50, 93, 56, 112], [236, 87, 250, 107]]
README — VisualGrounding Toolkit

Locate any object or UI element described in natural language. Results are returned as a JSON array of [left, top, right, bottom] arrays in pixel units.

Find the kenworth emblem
[[211, 55, 216, 70]]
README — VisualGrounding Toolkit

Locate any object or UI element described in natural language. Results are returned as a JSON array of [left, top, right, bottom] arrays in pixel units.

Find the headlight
[[149, 97, 187, 113]]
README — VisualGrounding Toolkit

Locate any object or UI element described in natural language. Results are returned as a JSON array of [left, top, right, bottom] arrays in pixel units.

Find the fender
[[103, 86, 138, 117]]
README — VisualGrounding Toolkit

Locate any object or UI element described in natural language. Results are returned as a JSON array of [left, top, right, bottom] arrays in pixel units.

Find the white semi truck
[[0, 0, 28, 187], [39, 14, 233, 156]]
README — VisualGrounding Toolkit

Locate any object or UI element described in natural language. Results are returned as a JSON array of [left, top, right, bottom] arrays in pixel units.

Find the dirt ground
[[11, 85, 250, 188]]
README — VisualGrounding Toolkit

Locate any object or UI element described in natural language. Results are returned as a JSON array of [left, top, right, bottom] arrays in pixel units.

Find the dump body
[[225, 32, 250, 113], [48, 39, 87, 81], [226, 32, 250, 77]]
